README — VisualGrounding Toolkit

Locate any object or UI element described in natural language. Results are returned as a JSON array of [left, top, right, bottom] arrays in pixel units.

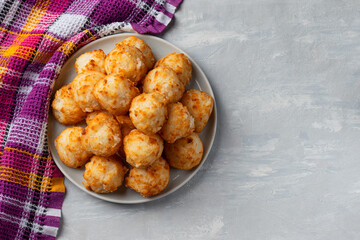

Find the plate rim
[[48, 33, 218, 204]]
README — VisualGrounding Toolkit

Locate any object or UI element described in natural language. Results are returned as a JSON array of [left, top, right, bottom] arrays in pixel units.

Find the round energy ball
[[75, 49, 106, 74], [125, 157, 170, 197], [55, 127, 92, 168], [181, 89, 214, 133], [71, 71, 106, 112], [160, 102, 195, 143], [164, 132, 203, 170], [121, 36, 155, 71], [104, 44, 147, 84], [82, 111, 122, 157], [155, 52, 192, 86], [143, 66, 185, 104], [83, 155, 127, 193], [116, 115, 136, 159], [129, 92, 167, 134], [93, 74, 140, 116], [52, 84, 86, 125], [124, 129, 164, 168]]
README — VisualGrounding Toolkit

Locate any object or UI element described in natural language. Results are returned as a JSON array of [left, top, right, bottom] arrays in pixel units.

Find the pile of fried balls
[[52, 36, 214, 197]]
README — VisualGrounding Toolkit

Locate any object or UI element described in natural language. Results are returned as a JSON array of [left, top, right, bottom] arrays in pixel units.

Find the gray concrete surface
[[58, 1, 360, 239]]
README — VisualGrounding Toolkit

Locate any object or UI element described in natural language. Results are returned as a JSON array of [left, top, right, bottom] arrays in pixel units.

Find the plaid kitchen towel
[[0, 0, 182, 239]]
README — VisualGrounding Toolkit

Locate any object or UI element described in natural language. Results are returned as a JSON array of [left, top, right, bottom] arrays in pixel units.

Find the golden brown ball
[[104, 44, 147, 84], [181, 89, 214, 133], [129, 92, 167, 134], [121, 36, 155, 71], [52, 84, 86, 125], [71, 71, 106, 112], [116, 115, 136, 136], [164, 133, 203, 170], [93, 74, 140, 116], [82, 111, 122, 157], [83, 155, 127, 193], [124, 129, 164, 168], [155, 52, 192, 86], [143, 66, 185, 104], [125, 157, 170, 197], [75, 49, 106, 74], [116, 115, 136, 159], [55, 127, 92, 168], [160, 102, 195, 143], [85, 111, 101, 125]]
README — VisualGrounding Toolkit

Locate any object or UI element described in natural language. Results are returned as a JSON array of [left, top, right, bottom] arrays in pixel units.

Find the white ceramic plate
[[48, 33, 217, 204]]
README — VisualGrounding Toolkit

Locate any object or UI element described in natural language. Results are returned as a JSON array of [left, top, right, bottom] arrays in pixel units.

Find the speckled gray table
[[57, 1, 360, 239]]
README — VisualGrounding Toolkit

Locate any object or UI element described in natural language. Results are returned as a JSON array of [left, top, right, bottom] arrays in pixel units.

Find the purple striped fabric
[[0, 0, 182, 239]]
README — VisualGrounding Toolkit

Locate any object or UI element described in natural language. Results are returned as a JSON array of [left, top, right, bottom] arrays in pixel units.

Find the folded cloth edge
[[0, 0, 182, 239]]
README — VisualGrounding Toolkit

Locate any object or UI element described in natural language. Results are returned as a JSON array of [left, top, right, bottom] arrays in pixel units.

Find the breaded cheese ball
[[124, 129, 164, 168], [55, 127, 92, 168], [129, 92, 167, 134], [104, 44, 147, 84], [181, 89, 214, 133], [93, 74, 140, 116], [143, 66, 185, 104], [75, 49, 106, 74], [160, 103, 195, 143], [125, 157, 169, 197], [116, 115, 136, 159], [83, 156, 127, 193], [52, 84, 86, 125], [164, 133, 203, 170], [121, 36, 155, 71], [72, 71, 106, 112], [155, 52, 192, 86], [82, 112, 121, 157]]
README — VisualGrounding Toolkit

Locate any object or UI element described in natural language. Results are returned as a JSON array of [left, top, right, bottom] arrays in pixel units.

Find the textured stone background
[[58, 1, 360, 239]]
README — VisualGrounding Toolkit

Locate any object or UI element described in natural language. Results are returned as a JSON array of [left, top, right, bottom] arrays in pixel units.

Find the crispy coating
[[82, 111, 122, 157], [129, 92, 167, 134], [125, 157, 169, 197], [116, 115, 136, 139], [160, 103, 195, 143], [155, 52, 192, 86], [124, 129, 164, 168], [52, 84, 86, 125], [164, 133, 203, 170], [71, 71, 106, 112], [104, 44, 147, 84], [181, 89, 214, 133], [116, 115, 136, 159], [83, 155, 127, 193], [55, 127, 92, 168], [143, 66, 185, 104], [85, 111, 101, 125], [75, 49, 106, 74], [93, 74, 140, 116], [121, 36, 155, 71]]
